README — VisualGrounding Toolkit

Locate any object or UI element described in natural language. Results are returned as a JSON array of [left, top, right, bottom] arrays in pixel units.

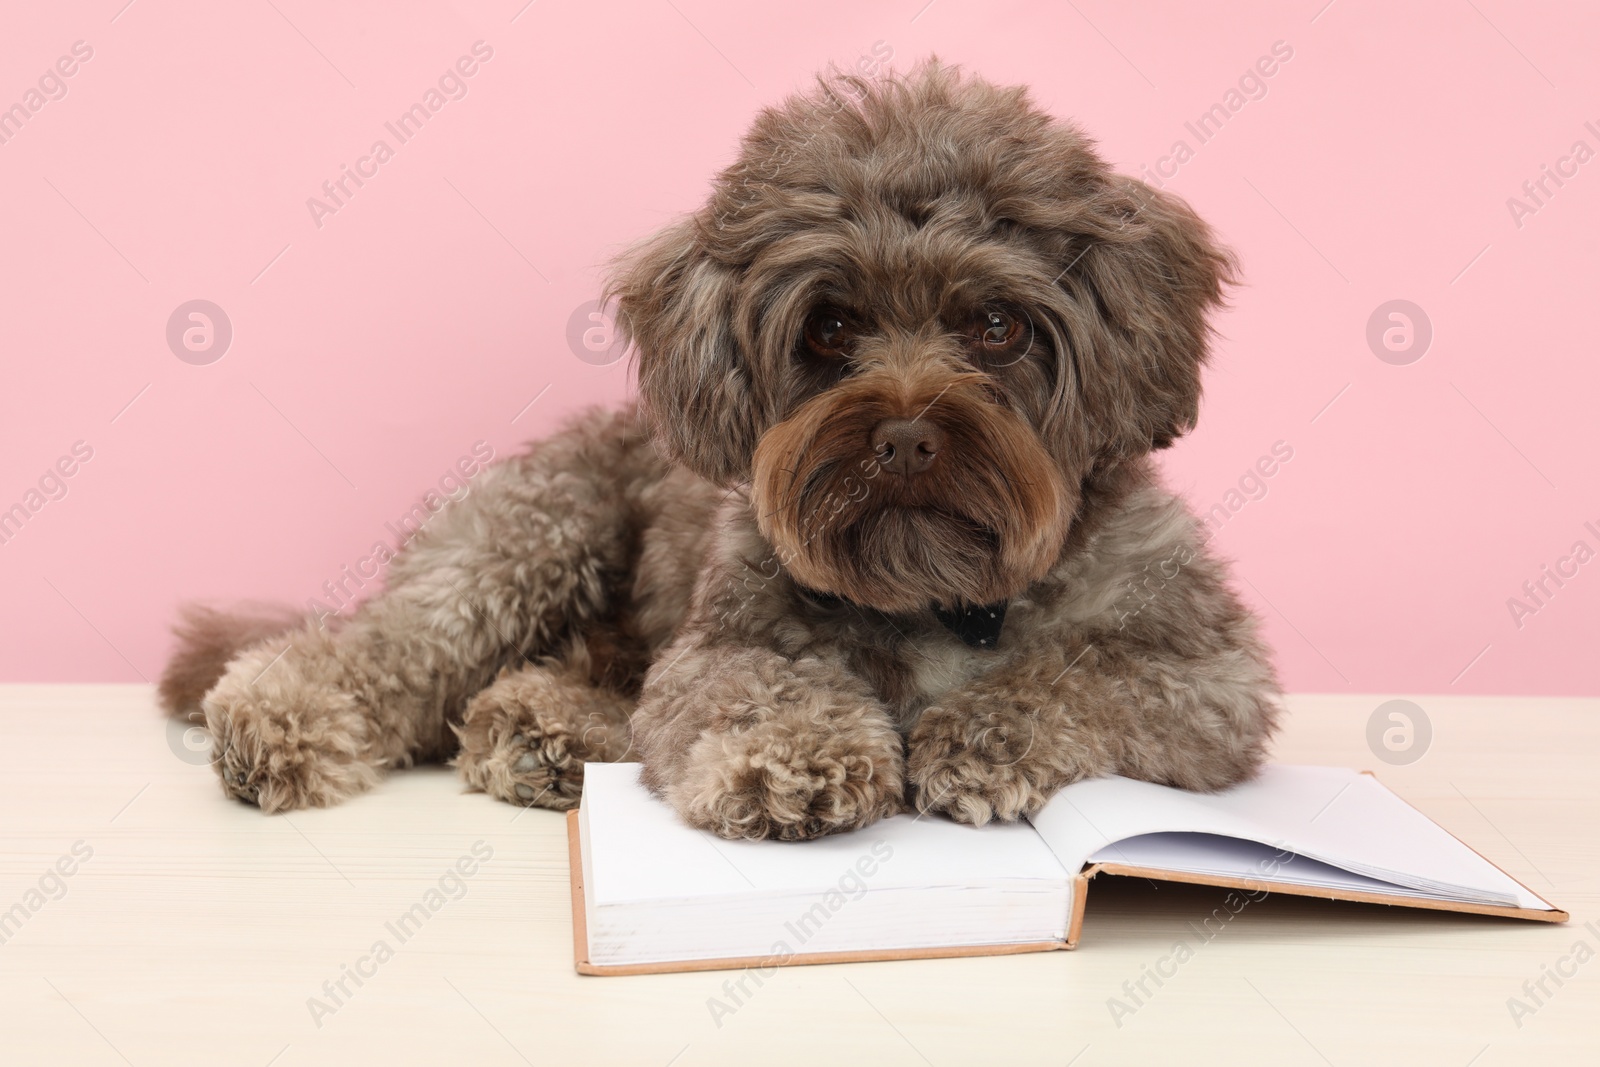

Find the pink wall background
[[1, 0, 1595, 696]]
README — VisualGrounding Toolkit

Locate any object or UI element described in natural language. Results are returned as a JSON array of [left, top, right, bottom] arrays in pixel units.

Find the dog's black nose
[[871, 418, 944, 476]]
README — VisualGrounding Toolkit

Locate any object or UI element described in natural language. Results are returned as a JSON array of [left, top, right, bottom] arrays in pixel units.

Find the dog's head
[[607, 60, 1235, 614]]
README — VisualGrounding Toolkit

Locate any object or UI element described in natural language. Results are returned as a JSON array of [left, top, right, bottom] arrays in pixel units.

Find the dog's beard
[[751, 371, 1071, 614]]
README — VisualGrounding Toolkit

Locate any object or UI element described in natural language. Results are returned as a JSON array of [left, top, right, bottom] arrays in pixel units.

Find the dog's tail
[[157, 602, 307, 719]]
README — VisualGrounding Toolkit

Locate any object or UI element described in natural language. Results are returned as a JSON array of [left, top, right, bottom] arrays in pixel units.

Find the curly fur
[[158, 602, 308, 718], [160, 59, 1279, 837]]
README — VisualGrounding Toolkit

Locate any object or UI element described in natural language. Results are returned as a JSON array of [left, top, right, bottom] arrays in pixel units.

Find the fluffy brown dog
[[160, 61, 1280, 840]]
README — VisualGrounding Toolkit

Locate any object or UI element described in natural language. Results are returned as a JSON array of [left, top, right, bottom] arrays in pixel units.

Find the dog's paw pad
[[454, 673, 633, 811], [461, 726, 580, 809]]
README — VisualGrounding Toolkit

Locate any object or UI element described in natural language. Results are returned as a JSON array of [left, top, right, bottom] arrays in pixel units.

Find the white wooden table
[[1, 686, 1595, 1066]]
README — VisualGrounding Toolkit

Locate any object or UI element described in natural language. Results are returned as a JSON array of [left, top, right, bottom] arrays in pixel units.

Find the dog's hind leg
[[194, 408, 662, 812]]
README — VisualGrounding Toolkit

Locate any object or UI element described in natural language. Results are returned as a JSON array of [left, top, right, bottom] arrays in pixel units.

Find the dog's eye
[[970, 308, 1022, 349], [803, 309, 856, 358]]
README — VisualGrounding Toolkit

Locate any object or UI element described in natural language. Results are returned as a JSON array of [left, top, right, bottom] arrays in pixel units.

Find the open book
[[568, 763, 1565, 975]]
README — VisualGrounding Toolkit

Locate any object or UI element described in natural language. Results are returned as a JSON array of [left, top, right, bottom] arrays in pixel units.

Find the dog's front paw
[[674, 718, 905, 841], [202, 638, 380, 813], [907, 701, 1077, 826]]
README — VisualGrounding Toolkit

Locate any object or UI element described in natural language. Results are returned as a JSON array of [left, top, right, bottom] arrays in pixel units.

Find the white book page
[[1090, 832, 1461, 901], [1028, 765, 1550, 910], [581, 763, 1069, 907]]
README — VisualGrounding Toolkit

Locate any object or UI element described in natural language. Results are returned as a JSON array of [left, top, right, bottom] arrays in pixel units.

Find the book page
[[1090, 832, 1468, 901], [578, 764, 1077, 966], [1028, 765, 1551, 910], [581, 762, 1070, 906]]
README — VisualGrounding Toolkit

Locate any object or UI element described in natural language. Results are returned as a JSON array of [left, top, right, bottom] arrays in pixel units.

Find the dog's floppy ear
[[604, 216, 759, 485], [1063, 175, 1237, 455]]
